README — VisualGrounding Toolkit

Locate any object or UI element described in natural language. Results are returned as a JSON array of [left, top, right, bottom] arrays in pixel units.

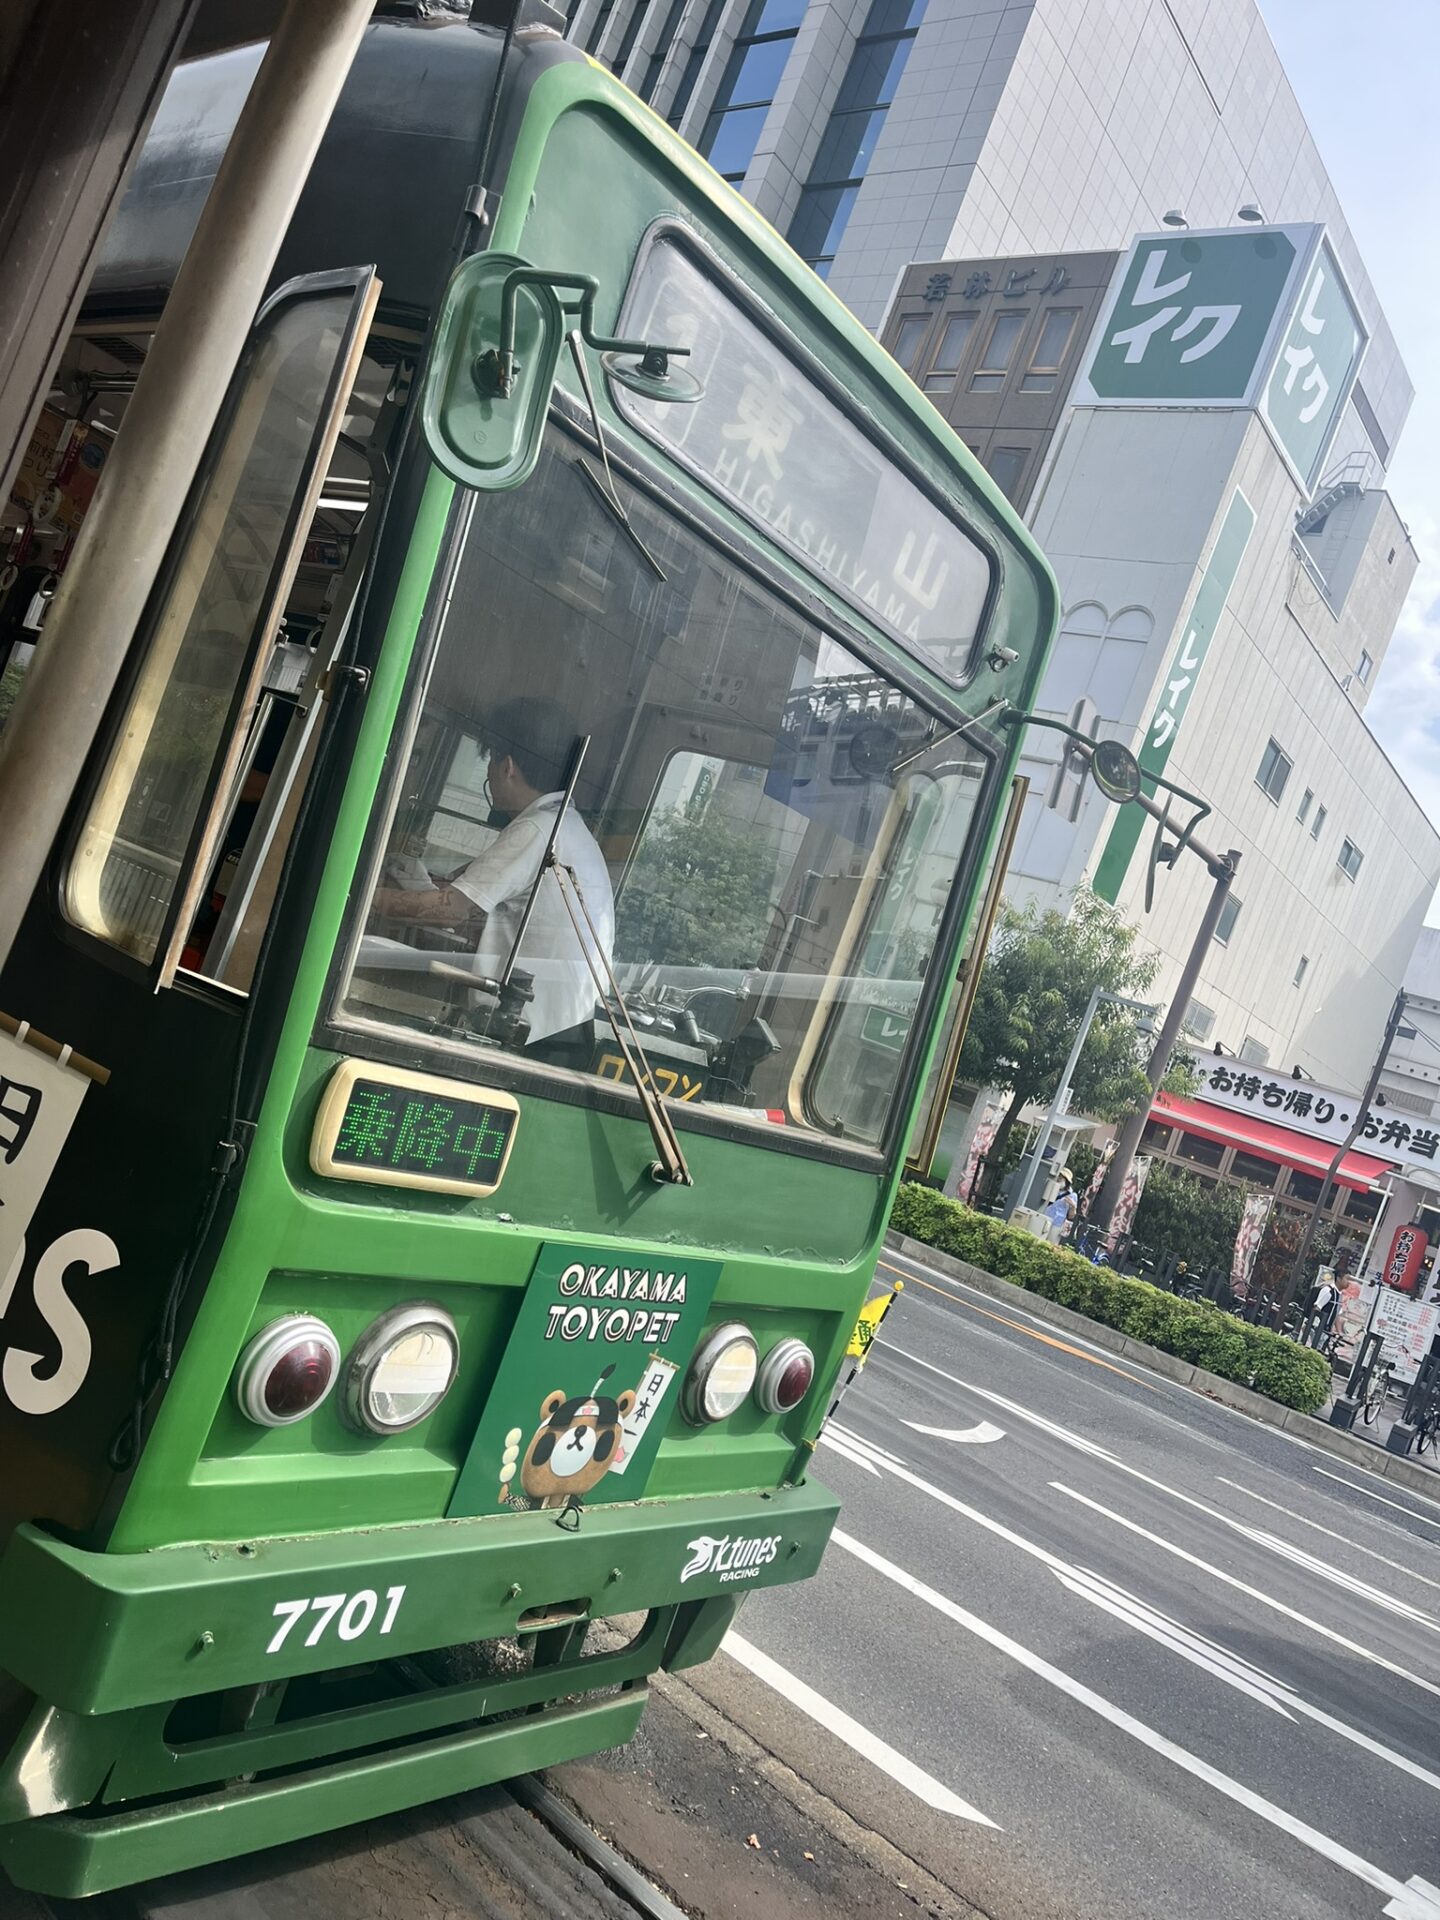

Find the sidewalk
[[885, 1232, 1440, 1505]]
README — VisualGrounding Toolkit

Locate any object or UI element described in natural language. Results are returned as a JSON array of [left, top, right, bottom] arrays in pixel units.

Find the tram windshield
[[342, 430, 990, 1150]]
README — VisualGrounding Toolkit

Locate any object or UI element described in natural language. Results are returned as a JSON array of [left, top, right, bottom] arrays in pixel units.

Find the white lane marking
[[818, 1431, 881, 1476], [1217, 1479, 1440, 1597], [1053, 1564, 1294, 1718], [838, 1421, 1440, 1793], [1051, 1481, 1440, 1705], [1390, 1877, 1440, 1919], [830, 1420, 904, 1467], [1313, 1468, 1440, 1533], [888, 1346, 1440, 1627], [1053, 1560, 1440, 1796], [721, 1631, 999, 1828], [831, 1529, 1440, 1918], [904, 1418, 1006, 1445]]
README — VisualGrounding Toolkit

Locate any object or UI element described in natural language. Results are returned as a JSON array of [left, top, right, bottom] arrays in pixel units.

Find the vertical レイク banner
[[0, 1023, 93, 1284], [1092, 489, 1256, 904], [1230, 1190, 1274, 1300]]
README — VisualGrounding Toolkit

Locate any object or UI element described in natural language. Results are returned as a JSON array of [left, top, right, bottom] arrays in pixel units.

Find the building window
[[1287, 1168, 1324, 1203], [969, 310, 1027, 390], [1141, 1119, 1174, 1152], [1019, 308, 1080, 392], [1239, 1035, 1271, 1066], [1310, 803, 1327, 840], [1175, 1131, 1225, 1170], [666, 0, 729, 127], [1296, 787, 1313, 825], [640, 0, 690, 98], [1356, 650, 1374, 685], [891, 314, 931, 371], [986, 445, 1028, 503], [1338, 838, 1363, 881], [1213, 894, 1241, 946], [1293, 954, 1309, 987], [699, 0, 806, 182], [1255, 738, 1292, 803], [1183, 998, 1216, 1043], [923, 312, 977, 390], [613, 0, 655, 71], [1230, 1150, 1280, 1186], [788, 0, 926, 275]]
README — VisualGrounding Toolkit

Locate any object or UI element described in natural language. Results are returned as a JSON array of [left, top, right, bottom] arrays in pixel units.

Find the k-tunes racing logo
[[681, 1531, 782, 1585]]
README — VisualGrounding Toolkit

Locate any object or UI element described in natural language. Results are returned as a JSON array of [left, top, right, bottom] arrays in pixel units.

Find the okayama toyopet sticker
[[449, 1242, 721, 1518]]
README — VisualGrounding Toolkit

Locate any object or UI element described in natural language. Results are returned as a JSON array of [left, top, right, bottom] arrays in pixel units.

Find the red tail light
[[235, 1315, 341, 1427]]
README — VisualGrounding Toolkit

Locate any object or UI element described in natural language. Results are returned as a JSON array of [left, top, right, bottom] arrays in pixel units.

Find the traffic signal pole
[[1089, 843, 1241, 1234]]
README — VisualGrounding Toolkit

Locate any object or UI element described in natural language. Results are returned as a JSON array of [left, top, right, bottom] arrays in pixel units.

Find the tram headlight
[[342, 1303, 460, 1435], [754, 1337, 815, 1415], [681, 1323, 758, 1425], [235, 1315, 341, 1427]]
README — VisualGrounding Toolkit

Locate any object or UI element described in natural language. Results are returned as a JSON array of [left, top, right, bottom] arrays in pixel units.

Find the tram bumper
[[0, 1479, 837, 1893]]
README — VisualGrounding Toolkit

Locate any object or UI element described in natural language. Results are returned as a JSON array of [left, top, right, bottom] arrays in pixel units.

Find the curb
[[884, 1232, 1440, 1508]]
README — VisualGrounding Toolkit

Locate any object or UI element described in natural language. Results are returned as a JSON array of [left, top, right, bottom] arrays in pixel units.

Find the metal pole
[[1009, 985, 1101, 1221], [1282, 990, 1406, 1311], [0, 0, 375, 973], [1090, 849, 1241, 1233]]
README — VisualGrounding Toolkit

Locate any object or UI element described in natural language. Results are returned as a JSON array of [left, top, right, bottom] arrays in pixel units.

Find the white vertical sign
[[0, 1024, 92, 1283]]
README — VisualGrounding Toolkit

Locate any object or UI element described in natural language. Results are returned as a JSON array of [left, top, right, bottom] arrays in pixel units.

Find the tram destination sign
[[311, 1061, 520, 1198], [612, 237, 993, 686]]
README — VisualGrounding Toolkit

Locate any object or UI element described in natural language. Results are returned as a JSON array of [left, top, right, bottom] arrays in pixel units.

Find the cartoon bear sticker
[[502, 1364, 637, 1510]]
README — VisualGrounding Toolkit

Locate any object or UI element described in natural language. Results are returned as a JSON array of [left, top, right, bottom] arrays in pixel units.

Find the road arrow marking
[[903, 1418, 1006, 1444]]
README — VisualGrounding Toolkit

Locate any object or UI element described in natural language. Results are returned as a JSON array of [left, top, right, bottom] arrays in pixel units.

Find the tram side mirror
[[423, 252, 565, 492], [423, 252, 703, 493]]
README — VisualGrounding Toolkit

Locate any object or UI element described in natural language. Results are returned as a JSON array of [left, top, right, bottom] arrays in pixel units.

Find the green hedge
[[889, 1184, 1330, 1415]]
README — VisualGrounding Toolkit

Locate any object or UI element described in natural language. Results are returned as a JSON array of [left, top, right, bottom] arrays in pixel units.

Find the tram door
[[0, 269, 386, 1547]]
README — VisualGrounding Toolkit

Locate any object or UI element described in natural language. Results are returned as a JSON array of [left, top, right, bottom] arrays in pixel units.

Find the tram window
[[342, 431, 995, 1156], [64, 276, 380, 974]]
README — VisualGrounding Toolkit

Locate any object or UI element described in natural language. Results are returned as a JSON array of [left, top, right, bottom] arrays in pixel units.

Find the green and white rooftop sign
[[1074, 224, 1367, 492]]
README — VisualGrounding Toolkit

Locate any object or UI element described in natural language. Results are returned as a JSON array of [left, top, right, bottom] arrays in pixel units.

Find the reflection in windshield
[[343, 432, 988, 1149]]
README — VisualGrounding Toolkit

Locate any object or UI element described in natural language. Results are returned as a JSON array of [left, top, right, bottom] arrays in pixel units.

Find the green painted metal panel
[[0, 1691, 646, 1898], [1092, 488, 1256, 904], [0, 1480, 836, 1714]]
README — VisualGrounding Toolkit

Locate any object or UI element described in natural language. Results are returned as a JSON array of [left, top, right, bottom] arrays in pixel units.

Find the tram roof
[[91, 11, 570, 321]]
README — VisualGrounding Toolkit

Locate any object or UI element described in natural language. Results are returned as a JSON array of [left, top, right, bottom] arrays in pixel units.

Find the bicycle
[[1361, 1359, 1395, 1426]]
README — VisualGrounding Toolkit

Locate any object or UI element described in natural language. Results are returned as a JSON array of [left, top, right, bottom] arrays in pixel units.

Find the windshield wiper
[[497, 734, 693, 1188]]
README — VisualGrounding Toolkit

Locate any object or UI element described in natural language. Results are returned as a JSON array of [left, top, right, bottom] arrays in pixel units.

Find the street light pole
[[1090, 846, 1242, 1233], [1281, 989, 1406, 1311], [1010, 986, 1156, 1221]]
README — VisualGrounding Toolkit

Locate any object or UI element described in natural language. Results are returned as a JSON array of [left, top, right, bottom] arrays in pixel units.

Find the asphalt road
[[729, 1243, 1440, 1920]]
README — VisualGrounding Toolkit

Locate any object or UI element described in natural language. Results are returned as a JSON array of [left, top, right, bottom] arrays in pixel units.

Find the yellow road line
[[876, 1257, 1163, 1392]]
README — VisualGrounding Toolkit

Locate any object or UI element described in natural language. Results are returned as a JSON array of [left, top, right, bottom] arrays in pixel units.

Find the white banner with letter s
[[0, 1022, 93, 1286]]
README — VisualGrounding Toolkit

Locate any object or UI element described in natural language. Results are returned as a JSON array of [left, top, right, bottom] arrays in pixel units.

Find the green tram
[[0, 4, 1055, 1894]]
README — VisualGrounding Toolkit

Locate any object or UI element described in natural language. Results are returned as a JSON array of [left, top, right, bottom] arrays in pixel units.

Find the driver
[[370, 696, 614, 1047]]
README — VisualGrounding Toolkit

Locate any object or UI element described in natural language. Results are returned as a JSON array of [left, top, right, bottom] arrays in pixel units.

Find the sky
[[1257, 0, 1440, 920]]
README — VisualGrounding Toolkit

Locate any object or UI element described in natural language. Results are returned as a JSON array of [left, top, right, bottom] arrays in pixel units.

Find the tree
[[1130, 1165, 1243, 1274], [958, 889, 1190, 1174], [615, 807, 779, 973]]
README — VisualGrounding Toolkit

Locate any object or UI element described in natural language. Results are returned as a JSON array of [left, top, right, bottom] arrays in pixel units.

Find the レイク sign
[[1075, 224, 1367, 492], [1092, 489, 1254, 904]]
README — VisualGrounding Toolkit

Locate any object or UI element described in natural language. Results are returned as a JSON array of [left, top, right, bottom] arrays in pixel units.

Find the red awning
[[1153, 1092, 1388, 1192]]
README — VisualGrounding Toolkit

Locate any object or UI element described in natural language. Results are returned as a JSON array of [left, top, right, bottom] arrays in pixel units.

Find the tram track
[[26, 1774, 692, 1920]]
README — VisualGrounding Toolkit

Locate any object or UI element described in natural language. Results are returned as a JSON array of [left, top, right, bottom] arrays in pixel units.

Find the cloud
[[1363, 509, 1440, 923]]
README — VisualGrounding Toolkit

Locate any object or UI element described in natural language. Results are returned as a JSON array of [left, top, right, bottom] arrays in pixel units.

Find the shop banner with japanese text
[[1230, 1190, 1273, 1299]]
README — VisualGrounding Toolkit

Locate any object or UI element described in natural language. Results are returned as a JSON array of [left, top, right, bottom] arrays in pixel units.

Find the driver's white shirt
[[451, 793, 614, 1043]]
